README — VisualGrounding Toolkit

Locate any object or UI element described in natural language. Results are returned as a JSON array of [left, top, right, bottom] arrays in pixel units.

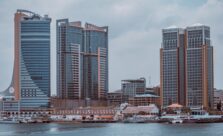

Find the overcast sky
[[0, 0, 223, 95]]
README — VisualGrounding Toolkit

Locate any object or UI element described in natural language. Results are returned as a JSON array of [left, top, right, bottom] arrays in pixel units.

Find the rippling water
[[0, 123, 223, 136]]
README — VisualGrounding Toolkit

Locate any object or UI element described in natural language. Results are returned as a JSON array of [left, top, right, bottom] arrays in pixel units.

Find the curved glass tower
[[2, 9, 51, 110]]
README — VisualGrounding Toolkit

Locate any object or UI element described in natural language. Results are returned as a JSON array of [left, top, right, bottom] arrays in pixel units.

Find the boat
[[123, 115, 146, 123], [20, 118, 36, 123], [169, 118, 183, 124], [0, 117, 21, 124], [82, 120, 116, 123]]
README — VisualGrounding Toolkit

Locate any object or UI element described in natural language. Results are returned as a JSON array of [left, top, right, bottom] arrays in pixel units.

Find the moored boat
[[169, 118, 183, 124], [0, 117, 21, 124]]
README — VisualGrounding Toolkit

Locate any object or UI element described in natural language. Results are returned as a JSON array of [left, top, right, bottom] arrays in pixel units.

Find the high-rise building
[[160, 24, 214, 109], [56, 20, 82, 99], [83, 23, 108, 100], [57, 19, 108, 100], [2, 9, 51, 110], [160, 27, 186, 107], [186, 24, 213, 108]]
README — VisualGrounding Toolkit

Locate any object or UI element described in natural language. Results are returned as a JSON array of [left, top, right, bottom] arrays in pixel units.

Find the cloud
[[0, 0, 223, 95]]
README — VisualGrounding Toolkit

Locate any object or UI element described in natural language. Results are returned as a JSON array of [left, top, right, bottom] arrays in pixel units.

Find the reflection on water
[[49, 127, 58, 132], [0, 123, 108, 136], [0, 123, 222, 136]]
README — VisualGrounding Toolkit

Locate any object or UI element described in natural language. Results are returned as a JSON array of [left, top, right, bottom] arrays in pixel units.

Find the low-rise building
[[0, 96, 51, 117], [0, 96, 19, 113], [122, 104, 159, 116], [214, 89, 223, 110], [128, 94, 160, 106], [107, 90, 123, 106], [146, 86, 161, 96], [122, 78, 146, 97], [51, 97, 108, 109], [52, 107, 116, 116], [108, 78, 161, 107]]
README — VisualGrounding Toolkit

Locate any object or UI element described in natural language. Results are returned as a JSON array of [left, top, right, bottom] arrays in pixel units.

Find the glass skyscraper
[[160, 24, 213, 109], [56, 20, 82, 99], [3, 9, 51, 110], [161, 27, 185, 107], [57, 19, 108, 100], [186, 25, 213, 108]]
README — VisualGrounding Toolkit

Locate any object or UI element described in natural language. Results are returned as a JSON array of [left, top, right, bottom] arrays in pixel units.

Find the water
[[0, 123, 223, 136]]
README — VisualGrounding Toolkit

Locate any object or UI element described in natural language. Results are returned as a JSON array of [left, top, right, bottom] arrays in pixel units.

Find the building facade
[[107, 78, 160, 107], [128, 94, 160, 107], [213, 89, 223, 110], [186, 25, 213, 108], [107, 90, 125, 106], [2, 9, 51, 110], [57, 20, 82, 99], [160, 24, 214, 109], [57, 19, 108, 101], [83, 23, 108, 100], [161, 27, 186, 107], [122, 78, 146, 97]]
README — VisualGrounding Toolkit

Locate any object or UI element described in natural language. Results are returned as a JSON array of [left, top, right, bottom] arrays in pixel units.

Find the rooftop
[[17, 9, 51, 21], [190, 23, 204, 27], [108, 89, 123, 94], [134, 94, 159, 98], [122, 78, 146, 83], [122, 104, 159, 114], [165, 25, 178, 29]]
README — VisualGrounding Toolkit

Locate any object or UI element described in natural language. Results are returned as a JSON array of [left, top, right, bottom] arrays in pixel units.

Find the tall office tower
[[83, 23, 108, 100], [3, 9, 51, 110], [186, 24, 213, 108], [57, 20, 82, 99], [160, 27, 186, 107], [160, 24, 213, 109], [57, 19, 108, 100]]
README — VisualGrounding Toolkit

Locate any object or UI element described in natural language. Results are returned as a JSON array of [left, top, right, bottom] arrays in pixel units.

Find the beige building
[[214, 89, 223, 110]]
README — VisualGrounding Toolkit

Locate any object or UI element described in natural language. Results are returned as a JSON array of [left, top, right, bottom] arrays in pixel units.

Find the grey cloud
[[0, 0, 222, 95]]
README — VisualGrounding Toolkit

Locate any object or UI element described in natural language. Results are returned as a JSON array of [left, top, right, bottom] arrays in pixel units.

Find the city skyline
[[1, 1, 223, 134], [0, 0, 223, 95]]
